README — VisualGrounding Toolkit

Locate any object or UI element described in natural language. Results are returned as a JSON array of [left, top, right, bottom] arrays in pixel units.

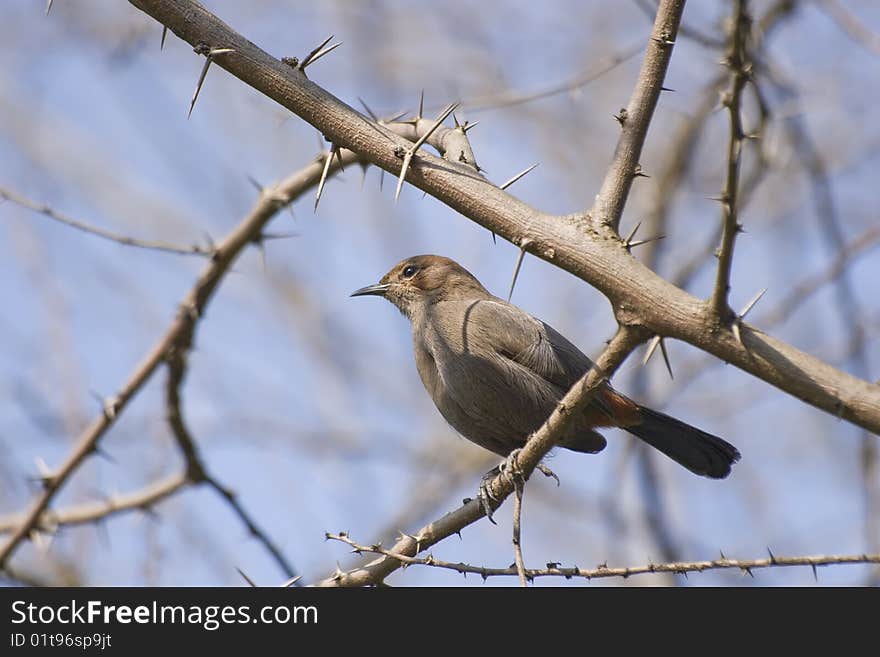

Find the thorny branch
[[325, 532, 880, 583], [591, 0, 685, 232], [710, 0, 752, 319], [126, 0, 880, 437]]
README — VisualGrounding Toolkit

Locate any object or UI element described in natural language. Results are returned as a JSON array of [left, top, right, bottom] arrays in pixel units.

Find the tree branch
[[325, 532, 880, 582], [0, 148, 359, 570], [591, 0, 686, 231], [710, 0, 752, 319], [126, 0, 880, 454], [0, 186, 212, 257]]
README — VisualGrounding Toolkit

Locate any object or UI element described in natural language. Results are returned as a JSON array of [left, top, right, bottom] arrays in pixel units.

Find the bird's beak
[[350, 282, 391, 297]]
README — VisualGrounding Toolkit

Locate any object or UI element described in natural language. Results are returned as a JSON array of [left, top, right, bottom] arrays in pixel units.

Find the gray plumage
[[352, 255, 740, 478]]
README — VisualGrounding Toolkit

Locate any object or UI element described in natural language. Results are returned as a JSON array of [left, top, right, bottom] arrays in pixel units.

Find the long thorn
[[394, 152, 413, 203], [738, 287, 767, 319], [161, 26, 168, 50], [189, 57, 213, 118], [46, 0, 53, 15], [358, 97, 378, 121], [508, 241, 531, 302], [299, 34, 334, 69], [500, 163, 539, 190], [624, 221, 642, 246], [642, 335, 661, 367], [303, 41, 342, 69], [417, 90, 424, 119], [188, 47, 233, 118], [315, 146, 336, 212], [658, 337, 674, 379]]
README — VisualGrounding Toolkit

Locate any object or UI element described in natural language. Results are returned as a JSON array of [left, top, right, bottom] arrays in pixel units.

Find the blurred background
[[0, 0, 878, 586]]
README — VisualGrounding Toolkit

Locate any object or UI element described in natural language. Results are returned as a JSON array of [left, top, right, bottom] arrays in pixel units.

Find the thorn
[[378, 168, 385, 192], [624, 221, 642, 247], [507, 241, 531, 302], [462, 120, 480, 133], [452, 112, 461, 129], [45, 0, 53, 15], [490, 231, 497, 244], [188, 46, 234, 119], [767, 547, 776, 564], [658, 336, 674, 379], [246, 174, 263, 193], [731, 321, 743, 347], [385, 110, 408, 124], [358, 97, 378, 121], [500, 163, 539, 191], [235, 567, 257, 587], [642, 335, 661, 367], [160, 25, 168, 50], [613, 108, 627, 126], [394, 102, 459, 202], [93, 445, 117, 465], [417, 89, 424, 119], [280, 575, 302, 588], [633, 164, 649, 179], [660, 86, 675, 92], [719, 550, 727, 560], [811, 563, 818, 581], [299, 35, 340, 71], [314, 145, 337, 212], [738, 287, 766, 319], [393, 153, 412, 203], [627, 235, 665, 249]]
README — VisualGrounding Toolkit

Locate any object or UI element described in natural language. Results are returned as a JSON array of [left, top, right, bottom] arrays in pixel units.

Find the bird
[[351, 254, 740, 482]]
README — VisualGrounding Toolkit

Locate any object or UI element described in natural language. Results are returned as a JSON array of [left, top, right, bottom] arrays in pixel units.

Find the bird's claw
[[536, 463, 560, 486], [477, 449, 529, 524], [477, 470, 500, 524]]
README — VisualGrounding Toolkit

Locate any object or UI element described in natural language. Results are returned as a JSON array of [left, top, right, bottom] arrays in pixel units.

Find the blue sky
[[1, 0, 878, 586]]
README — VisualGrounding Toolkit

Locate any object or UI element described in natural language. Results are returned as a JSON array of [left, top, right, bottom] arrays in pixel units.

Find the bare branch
[[0, 186, 212, 256], [325, 533, 880, 582], [710, 0, 752, 319], [590, 0, 686, 231], [125, 1, 880, 455], [0, 148, 362, 571], [0, 473, 188, 534]]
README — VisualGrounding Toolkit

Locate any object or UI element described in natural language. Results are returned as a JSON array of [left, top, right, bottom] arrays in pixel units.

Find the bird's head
[[351, 254, 489, 317]]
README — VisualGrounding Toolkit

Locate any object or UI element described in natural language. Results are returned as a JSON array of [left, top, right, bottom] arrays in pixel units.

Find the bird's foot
[[536, 463, 560, 486], [477, 466, 501, 524], [477, 449, 526, 524]]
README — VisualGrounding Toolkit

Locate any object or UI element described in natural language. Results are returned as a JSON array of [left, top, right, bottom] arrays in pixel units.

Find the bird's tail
[[625, 406, 740, 479]]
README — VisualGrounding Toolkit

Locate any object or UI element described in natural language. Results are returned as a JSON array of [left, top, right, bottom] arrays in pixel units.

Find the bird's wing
[[469, 299, 595, 390]]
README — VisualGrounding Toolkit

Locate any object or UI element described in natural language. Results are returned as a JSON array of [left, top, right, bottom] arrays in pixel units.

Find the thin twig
[[710, 0, 752, 318], [0, 187, 212, 256], [512, 480, 527, 587]]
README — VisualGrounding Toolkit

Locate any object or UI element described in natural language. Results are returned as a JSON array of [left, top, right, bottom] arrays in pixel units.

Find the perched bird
[[352, 255, 740, 479]]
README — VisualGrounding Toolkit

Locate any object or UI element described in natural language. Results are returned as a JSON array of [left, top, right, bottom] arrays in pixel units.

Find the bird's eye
[[402, 265, 418, 278]]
